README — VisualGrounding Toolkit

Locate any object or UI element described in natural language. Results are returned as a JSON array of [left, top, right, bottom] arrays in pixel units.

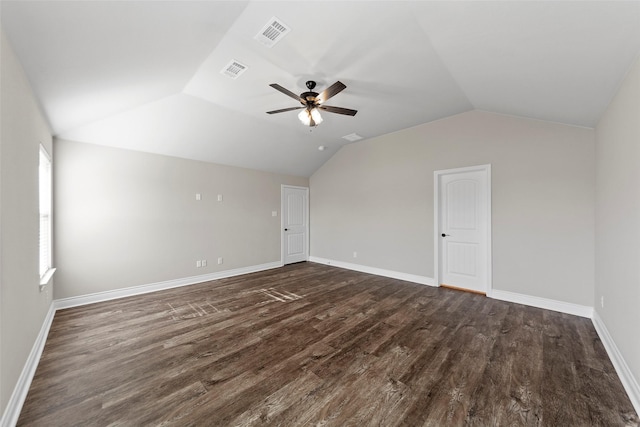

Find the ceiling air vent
[[220, 60, 248, 79], [342, 133, 363, 142], [254, 16, 291, 48]]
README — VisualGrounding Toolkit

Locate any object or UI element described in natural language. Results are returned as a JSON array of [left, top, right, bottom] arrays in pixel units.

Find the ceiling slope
[[2, 1, 639, 177]]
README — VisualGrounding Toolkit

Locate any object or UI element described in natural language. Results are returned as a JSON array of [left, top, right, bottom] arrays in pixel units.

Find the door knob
[[285, 228, 289, 231], [441, 233, 450, 237]]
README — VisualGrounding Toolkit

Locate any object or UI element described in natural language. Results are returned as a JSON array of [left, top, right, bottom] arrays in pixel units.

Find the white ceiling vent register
[[220, 60, 248, 79], [342, 133, 363, 142], [254, 17, 291, 47]]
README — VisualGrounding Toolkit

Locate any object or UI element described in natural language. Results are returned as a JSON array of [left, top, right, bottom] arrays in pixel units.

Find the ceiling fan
[[266, 80, 357, 126]]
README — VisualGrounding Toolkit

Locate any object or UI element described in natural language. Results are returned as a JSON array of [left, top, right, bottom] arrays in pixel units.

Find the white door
[[436, 166, 490, 294], [282, 186, 309, 264]]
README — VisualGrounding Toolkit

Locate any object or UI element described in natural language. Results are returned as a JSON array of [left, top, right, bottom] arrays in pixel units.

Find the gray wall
[[54, 139, 308, 299], [0, 30, 53, 415], [595, 56, 640, 385], [310, 110, 595, 306]]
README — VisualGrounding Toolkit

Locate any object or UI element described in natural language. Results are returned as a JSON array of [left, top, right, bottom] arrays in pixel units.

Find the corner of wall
[[592, 310, 640, 415]]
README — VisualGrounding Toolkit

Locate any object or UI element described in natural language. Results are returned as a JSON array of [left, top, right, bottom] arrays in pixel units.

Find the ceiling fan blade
[[269, 84, 303, 103], [317, 81, 347, 104], [318, 105, 358, 116], [266, 106, 304, 114]]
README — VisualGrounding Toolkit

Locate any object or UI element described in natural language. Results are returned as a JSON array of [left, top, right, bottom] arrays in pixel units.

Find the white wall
[[0, 29, 53, 417], [310, 110, 595, 306], [54, 139, 308, 300], [595, 56, 640, 390]]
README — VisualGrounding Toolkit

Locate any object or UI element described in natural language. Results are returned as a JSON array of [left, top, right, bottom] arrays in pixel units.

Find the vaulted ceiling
[[2, 1, 639, 177]]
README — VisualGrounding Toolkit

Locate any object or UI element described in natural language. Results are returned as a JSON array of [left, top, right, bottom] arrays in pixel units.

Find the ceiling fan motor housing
[[301, 91, 319, 106], [301, 81, 319, 106]]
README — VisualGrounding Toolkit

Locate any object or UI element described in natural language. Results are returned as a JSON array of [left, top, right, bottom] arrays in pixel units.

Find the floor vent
[[220, 60, 248, 79], [254, 16, 291, 47]]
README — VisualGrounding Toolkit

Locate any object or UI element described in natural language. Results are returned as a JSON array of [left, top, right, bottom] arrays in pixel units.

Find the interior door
[[282, 186, 308, 264], [438, 167, 489, 294]]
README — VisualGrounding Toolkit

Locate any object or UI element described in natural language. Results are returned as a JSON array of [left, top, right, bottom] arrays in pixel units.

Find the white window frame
[[39, 144, 55, 286]]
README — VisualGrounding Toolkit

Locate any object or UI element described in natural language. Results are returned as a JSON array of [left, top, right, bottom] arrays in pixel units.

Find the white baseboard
[[489, 289, 593, 318], [309, 258, 593, 318], [308, 256, 436, 286], [592, 311, 640, 416], [55, 261, 283, 310], [1, 303, 56, 427]]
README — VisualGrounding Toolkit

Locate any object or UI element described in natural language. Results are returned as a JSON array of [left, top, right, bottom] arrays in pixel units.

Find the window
[[39, 145, 54, 284]]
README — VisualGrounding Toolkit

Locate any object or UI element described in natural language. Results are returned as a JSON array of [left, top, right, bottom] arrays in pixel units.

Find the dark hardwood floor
[[18, 262, 638, 426]]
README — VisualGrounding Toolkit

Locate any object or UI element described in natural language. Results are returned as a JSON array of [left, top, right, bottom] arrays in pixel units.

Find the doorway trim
[[434, 164, 492, 295], [281, 185, 310, 265]]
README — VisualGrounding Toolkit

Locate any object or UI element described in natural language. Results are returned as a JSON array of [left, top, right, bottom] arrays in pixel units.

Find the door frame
[[434, 164, 492, 295], [281, 185, 310, 265]]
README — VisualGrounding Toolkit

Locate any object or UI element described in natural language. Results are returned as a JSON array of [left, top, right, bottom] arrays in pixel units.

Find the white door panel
[[437, 166, 490, 294], [282, 186, 308, 264]]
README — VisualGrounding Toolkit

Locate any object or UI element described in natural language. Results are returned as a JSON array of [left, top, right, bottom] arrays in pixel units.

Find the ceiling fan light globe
[[298, 109, 311, 126], [310, 108, 323, 124]]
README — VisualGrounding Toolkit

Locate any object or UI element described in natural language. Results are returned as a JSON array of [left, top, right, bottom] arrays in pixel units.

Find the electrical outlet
[[196, 260, 202, 268], [218, 257, 223, 265], [601, 296, 604, 308], [195, 193, 201, 201], [217, 194, 223, 202], [353, 251, 358, 258], [202, 259, 207, 267]]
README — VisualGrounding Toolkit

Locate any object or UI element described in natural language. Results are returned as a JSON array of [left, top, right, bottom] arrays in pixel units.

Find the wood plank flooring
[[18, 262, 639, 426]]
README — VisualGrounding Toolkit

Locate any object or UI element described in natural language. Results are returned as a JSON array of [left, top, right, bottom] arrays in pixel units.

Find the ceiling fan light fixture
[[267, 80, 356, 126], [298, 109, 310, 126], [298, 108, 323, 126], [310, 108, 323, 124]]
